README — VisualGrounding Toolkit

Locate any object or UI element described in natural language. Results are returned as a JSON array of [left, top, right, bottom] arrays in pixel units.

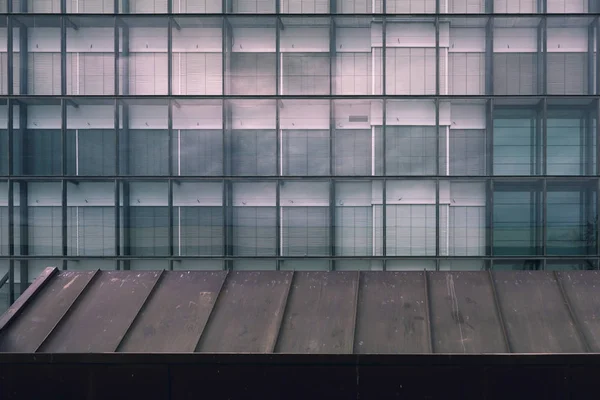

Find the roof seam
[[553, 271, 591, 353], [114, 269, 166, 353], [424, 271, 434, 354], [193, 269, 230, 353], [488, 270, 512, 353], [34, 268, 101, 353], [349, 271, 361, 355], [269, 270, 294, 354]]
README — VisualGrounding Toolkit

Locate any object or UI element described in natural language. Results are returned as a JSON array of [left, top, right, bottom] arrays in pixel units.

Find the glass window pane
[[335, 181, 383, 257], [67, 181, 115, 256], [547, 181, 597, 256], [440, 181, 487, 257], [281, 181, 330, 256], [173, 181, 223, 256], [334, 99, 383, 176], [386, 180, 436, 256], [385, 21, 436, 95], [121, 181, 169, 257], [172, 17, 223, 95], [225, 17, 275, 96], [281, 99, 329, 176], [547, 106, 596, 176], [173, 100, 223, 176], [119, 100, 169, 176], [227, 100, 276, 176], [231, 182, 276, 256], [493, 105, 540, 176], [493, 18, 540, 95], [66, 99, 116, 176], [15, 182, 62, 256], [280, 18, 330, 95], [493, 181, 542, 256], [118, 17, 168, 95]]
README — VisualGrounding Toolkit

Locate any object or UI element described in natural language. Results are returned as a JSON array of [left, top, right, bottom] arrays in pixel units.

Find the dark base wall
[[1, 354, 599, 400]]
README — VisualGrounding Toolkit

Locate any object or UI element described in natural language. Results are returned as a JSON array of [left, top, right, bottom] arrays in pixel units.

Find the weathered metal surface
[[196, 271, 293, 353], [0, 267, 57, 333], [354, 271, 429, 354], [118, 271, 227, 353], [556, 271, 600, 352], [38, 270, 161, 353], [493, 271, 585, 353], [429, 271, 507, 353], [2, 270, 600, 355], [0, 270, 96, 352], [275, 271, 358, 354]]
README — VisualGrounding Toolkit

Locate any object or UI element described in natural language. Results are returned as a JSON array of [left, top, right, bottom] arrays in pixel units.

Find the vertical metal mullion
[[329, 178, 335, 271], [435, 100, 440, 264], [382, 177, 387, 270], [596, 19, 600, 96], [588, 20, 596, 96], [7, 16, 13, 97], [542, 178, 547, 258], [329, 15, 336, 269], [435, 16, 440, 98], [382, 16, 386, 98], [61, 100, 67, 271], [541, 98, 547, 177], [7, 97, 14, 303], [167, 102, 174, 271], [381, 9, 387, 270], [485, 17, 494, 95], [168, 17, 173, 97], [538, 17, 547, 96], [18, 8, 27, 294], [275, 17, 281, 270], [487, 99, 494, 259]]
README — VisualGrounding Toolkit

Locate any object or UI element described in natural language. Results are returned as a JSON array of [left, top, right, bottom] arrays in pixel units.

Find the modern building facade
[[0, 0, 599, 310]]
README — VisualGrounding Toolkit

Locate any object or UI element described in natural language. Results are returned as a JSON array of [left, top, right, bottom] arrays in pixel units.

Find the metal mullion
[[588, 20, 596, 96], [167, 101, 174, 271], [382, 15, 386, 97], [597, 19, 600, 96], [61, 99, 67, 271], [541, 98, 547, 176], [487, 179, 494, 258], [329, 178, 335, 271], [542, 178, 547, 258], [538, 17, 547, 96], [485, 17, 493, 95], [435, 16, 439, 97], [382, 177, 387, 270], [168, 17, 173, 97], [7, 96, 14, 302], [7, 16, 13, 96]]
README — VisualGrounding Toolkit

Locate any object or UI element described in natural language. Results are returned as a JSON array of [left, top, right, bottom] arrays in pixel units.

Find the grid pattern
[[1, 0, 600, 311]]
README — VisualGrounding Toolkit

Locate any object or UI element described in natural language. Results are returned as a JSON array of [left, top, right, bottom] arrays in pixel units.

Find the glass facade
[[1, 0, 600, 309]]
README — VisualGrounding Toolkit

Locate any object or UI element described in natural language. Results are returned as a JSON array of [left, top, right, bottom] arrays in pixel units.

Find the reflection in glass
[[547, 108, 596, 176], [547, 181, 597, 256], [493, 181, 542, 256], [493, 108, 539, 176]]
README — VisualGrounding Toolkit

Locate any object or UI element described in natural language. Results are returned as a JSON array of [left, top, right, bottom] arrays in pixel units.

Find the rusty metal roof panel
[[0, 270, 96, 353], [118, 271, 227, 353], [492, 271, 586, 353], [196, 271, 292, 353], [429, 271, 507, 353], [275, 271, 359, 354], [1, 270, 600, 355], [354, 271, 430, 354], [38, 270, 162, 353]]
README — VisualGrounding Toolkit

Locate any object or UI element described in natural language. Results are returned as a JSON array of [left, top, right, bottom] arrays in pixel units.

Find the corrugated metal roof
[[0, 267, 599, 354]]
